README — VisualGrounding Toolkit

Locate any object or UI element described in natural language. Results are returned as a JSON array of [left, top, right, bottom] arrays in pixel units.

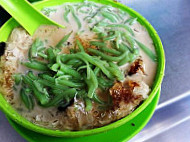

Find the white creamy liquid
[[3, 2, 157, 130]]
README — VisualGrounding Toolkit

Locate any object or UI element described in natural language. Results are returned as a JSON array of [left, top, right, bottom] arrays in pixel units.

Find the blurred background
[[0, 0, 190, 141]]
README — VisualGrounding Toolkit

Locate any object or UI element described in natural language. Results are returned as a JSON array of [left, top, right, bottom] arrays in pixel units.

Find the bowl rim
[[0, 0, 165, 137]]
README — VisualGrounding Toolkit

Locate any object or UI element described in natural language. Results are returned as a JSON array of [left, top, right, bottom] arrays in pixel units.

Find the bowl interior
[[0, 0, 165, 137]]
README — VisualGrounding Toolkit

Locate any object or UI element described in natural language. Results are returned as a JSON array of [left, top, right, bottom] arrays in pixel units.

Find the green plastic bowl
[[0, 0, 165, 137]]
